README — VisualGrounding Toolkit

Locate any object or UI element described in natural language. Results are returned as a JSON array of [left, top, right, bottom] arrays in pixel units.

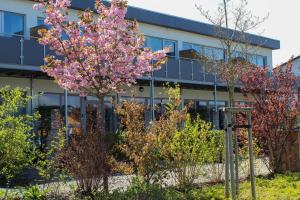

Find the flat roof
[[29, 0, 280, 50]]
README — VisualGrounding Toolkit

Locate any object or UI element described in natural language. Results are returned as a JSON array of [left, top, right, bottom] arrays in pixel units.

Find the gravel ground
[[43, 158, 270, 192]]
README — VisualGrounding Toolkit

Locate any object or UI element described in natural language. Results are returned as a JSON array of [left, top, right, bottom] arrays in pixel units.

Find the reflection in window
[[37, 17, 45, 26], [146, 37, 163, 51], [233, 51, 267, 67], [180, 42, 202, 59], [39, 93, 61, 106], [164, 40, 176, 57], [204, 47, 225, 61], [146, 36, 177, 57], [257, 55, 266, 66], [3, 11, 24, 35]]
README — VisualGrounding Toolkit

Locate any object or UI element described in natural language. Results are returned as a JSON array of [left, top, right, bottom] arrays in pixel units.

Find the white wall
[[0, 0, 274, 67]]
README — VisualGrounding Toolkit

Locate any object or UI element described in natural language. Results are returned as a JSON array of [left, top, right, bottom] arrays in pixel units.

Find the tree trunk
[[97, 96, 109, 193]]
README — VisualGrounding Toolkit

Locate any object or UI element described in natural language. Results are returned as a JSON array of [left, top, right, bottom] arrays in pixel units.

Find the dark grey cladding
[[27, 0, 279, 49]]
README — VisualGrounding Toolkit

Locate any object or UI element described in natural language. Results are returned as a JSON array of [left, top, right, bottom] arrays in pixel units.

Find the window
[[204, 47, 225, 61], [39, 93, 61, 106], [146, 36, 177, 57], [257, 55, 266, 66], [180, 42, 202, 59], [0, 11, 24, 36], [164, 40, 176, 57], [233, 51, 267, 67], [37, 17, 45, 26], [146, 37, 163, 51]]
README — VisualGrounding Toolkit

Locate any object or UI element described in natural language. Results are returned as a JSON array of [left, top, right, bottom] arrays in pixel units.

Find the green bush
[[0, 86, 39, 187], [166, 114, 224, 188], [23, 185, 48, 200]]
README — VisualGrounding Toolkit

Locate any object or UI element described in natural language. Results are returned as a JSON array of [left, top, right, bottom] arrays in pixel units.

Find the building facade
[[0, 0, 280, 135]]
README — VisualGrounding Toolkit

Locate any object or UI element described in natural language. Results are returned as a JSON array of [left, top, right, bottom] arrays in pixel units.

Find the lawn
[[197, 173, 300, 200]]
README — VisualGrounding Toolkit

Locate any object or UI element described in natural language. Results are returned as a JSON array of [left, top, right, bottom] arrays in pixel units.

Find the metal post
[[150, 75, 155, 121], [213, 72, 218, 129], [64, 89, 69, 142], [43, 45, 46, 65], [226, 112, 236, 199], [165, 59, 168, 78], [179, 58, 181, 79], [191, 60, 194, 80], [247, 113, 256, 199], [80, 97, 87, 135], [20, 37, 24, 65], [30, 76, 34, 115], [224, 113, 230, 198]]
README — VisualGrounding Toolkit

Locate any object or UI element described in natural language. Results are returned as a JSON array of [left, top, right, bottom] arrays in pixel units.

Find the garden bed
[[1, 173, 300, 200]]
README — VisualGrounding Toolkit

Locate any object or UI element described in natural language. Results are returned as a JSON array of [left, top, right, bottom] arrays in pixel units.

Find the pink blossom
[[34, 0, 168, 97]]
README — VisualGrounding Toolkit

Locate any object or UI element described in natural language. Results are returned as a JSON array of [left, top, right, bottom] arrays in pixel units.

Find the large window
[[204, 47, 225, 62], [233, 51, 267, 66], [180, 42, 202, 59], [0, 11, 24, 36], [146, 36, 177, 57], [185, 99, 227, 129]]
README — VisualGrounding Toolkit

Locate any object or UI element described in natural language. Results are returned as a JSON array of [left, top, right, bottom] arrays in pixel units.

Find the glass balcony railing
[[0, 34, 49, 67], [152, 57, 225, 84], [0, 34, 225, 85]]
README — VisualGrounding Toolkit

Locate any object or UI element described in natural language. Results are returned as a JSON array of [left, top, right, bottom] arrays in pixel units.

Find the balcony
[[0, 35, 225, 86], [151, 57, 225, 85]]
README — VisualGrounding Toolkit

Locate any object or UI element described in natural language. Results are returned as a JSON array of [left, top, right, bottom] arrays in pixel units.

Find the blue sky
[[127, 0, 299, 67]]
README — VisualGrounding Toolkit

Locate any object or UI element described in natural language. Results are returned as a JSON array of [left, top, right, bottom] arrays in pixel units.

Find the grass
[[197, 173, 300, 200]]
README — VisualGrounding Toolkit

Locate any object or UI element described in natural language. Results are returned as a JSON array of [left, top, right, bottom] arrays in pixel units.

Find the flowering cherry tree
[[240, 63, 298, 173], [34, 0, 167, 192], [34, 0, 167, 98]]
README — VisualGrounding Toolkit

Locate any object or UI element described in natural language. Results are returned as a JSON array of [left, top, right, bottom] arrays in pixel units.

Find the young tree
[[34, 0, 167, 191], [196, 0, 268, 106], [0, 86, 39, 198], [240, 63, 298, 173]]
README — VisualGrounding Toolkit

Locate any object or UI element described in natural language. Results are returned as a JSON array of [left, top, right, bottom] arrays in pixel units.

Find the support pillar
[[30, 76, 34, 115], [150, 76, 155, 121], [80, 97, 87, 135], [64, 89, 69, 142]]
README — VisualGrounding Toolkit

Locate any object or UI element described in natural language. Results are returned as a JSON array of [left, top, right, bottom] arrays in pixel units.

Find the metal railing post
[[178, 58, 181, 79], [165, 59, 168, 78], [191, 60, 194, 81], [20, 36, 24, 65], [43, 45, 46, 65]]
